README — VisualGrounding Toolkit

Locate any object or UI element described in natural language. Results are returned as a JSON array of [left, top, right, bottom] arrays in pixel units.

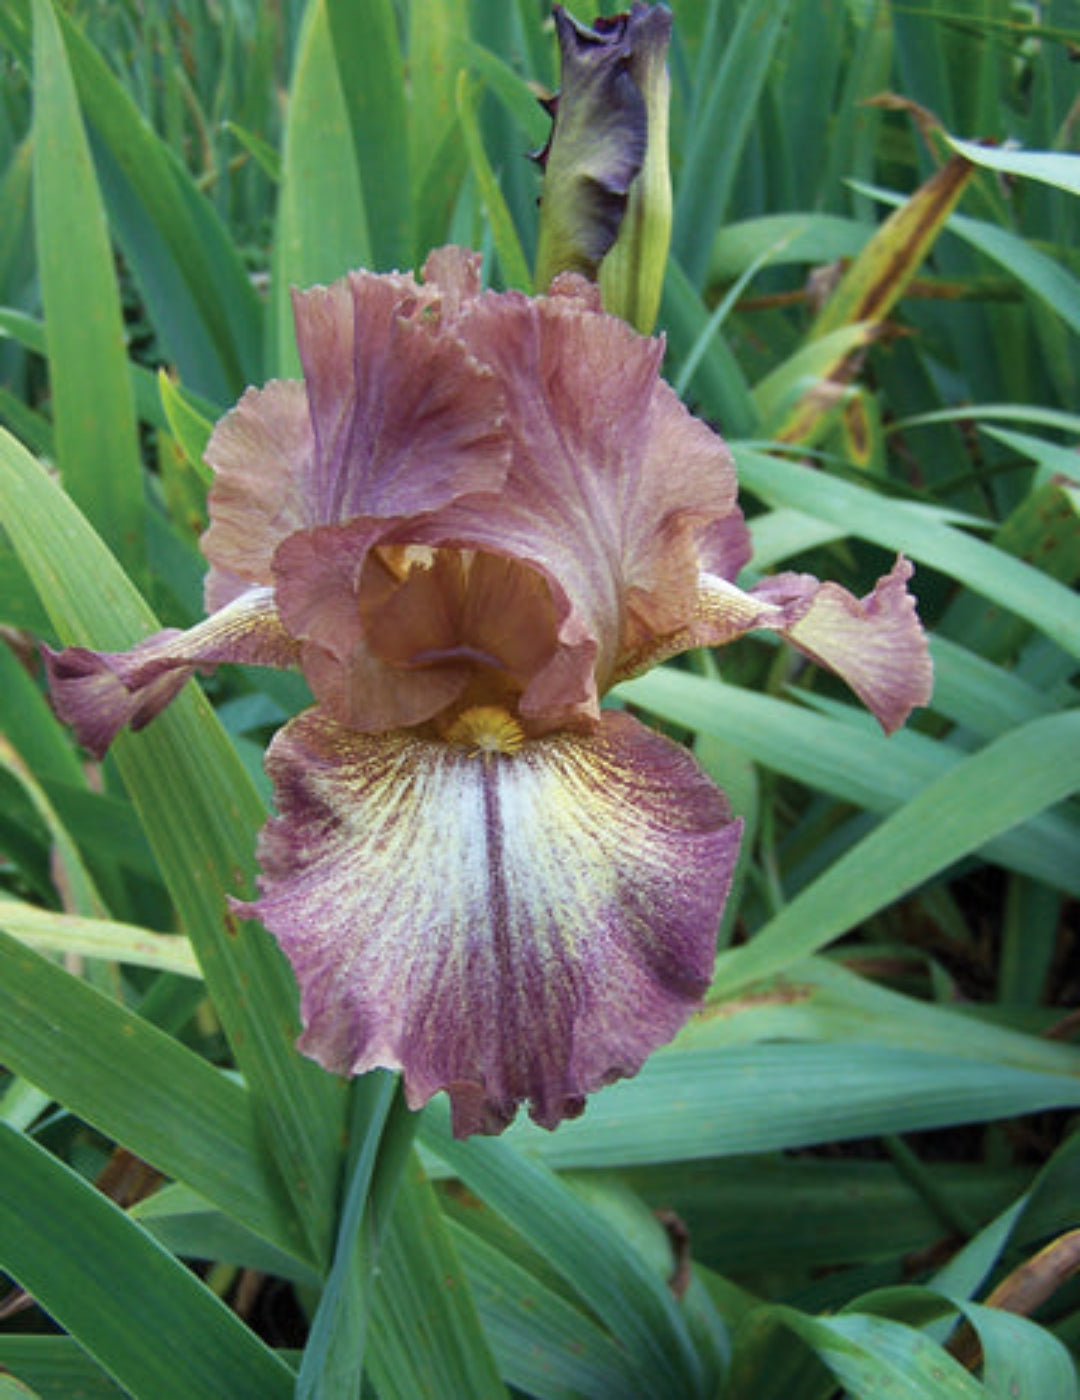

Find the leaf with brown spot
[[811, 155, 975, 341], [984, 1229, 1080, 1317], [949, 1230, 1080, 1369], [764, 154, 975, 446]]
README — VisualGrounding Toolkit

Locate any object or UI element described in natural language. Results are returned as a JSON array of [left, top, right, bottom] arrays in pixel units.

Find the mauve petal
[[631, 556, 932, 732], [272, 523, 478, 731], [201, 379, 314, 610], [293, 269, 510, 524], [763, 556, 934, 733], [547, 269, 604, 312], [697, 507, 753, 582], [44, 587, 299, 758], [292, 270, 421, 499], [362, 551, 562, 693], [298, 638, 471, 734], [272, 521, 375, 660], [199, 262, 740, 735], [421, 245, 483, 319], [237, 707, 740, 1136], [404, 289, 737, 720]]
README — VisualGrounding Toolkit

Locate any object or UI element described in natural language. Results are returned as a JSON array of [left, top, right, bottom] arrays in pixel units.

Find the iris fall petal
[[43, 587, 299, 759], [237, 707, 741, 1137], [624, 556, 931, 732], [756, 556, 934, 733]]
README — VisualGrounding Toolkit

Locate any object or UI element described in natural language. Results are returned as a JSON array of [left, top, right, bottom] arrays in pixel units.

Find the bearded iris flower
[[45, 248, 931, 1136]]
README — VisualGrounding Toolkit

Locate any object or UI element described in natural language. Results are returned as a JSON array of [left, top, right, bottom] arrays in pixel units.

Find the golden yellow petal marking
[[375, 543, 438, 581], [444, 705, 526, 756]]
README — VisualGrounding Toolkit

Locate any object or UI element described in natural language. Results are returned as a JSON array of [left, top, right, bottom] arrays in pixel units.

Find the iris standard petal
[[406, 285, 738, 721], [292, 259, 509, 523], [43, 587, 299, 758], [202, 252, 512, 619], [238, 707, 741, 1137], [202, 379, 314, 611]]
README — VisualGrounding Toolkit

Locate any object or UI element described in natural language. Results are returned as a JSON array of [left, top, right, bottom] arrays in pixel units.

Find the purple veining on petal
[[236, 706, 741, 1136], [393, 283, 737, 726], [292, 260, 509, 525], [43, 587, 299, 759], [696, 508, 754, 583]]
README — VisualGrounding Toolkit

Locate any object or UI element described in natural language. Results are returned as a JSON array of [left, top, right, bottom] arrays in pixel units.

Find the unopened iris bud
[[535, 3, 672, 334]]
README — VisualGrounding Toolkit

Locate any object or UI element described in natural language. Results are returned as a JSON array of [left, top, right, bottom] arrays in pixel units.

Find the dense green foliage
[[1, 0, 1079, 1395]]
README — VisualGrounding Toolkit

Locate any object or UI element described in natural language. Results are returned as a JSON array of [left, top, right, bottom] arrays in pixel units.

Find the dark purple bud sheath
[[536, 4, 673, 333]]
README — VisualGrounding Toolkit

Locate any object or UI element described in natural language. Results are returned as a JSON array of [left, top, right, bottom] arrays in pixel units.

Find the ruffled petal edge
[[616, 556, 933, 734], [236, 707, 742, 1135]]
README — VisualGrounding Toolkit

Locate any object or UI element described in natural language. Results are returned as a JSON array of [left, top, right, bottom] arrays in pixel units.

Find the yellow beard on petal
[[444, 705, 526, 756]]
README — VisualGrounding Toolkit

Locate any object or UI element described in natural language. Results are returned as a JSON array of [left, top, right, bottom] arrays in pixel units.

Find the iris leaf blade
[[0, 138, 32, 300], [944, 135, 1080, 197], [132, 1183, 322, 1289], [0, 424, 345, 1268], [422, 1100, 708, 1399], [447, 1215, 639, 1399], [449, 34, 550, 149], [774, 1309, 984, 1399], [0, 928, 301, 1258], [270, 0, 371, 378], [0, 901, 200, 976], [957, 1300, 1079, 1399], [673, 0, 792, 287], [810, 157, 975, 341], [946, 210, 1080, 339], [11, 0, 263, 400], [0, 1125, 295, 1400], [618, 667, 1080, 898], [660, 258, 758, 436], [157, 370, 214, 486], [508, 1039, 1080, 1168], [457, 71, 533, 291], [325, 0, 412, 272], [408, 0, 469, 198], [708, 212, 869, 283], [623, 1156, 1029, 1275], [710, 709, 1080, 996], [847, 179, 1080, 340], [0, 1338, 125, 1399], [296, 1077, 419, 1400], [366, 1151, 508, 1399], [500, 956, 1080, 1170], [31, 0, 144, 580]]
